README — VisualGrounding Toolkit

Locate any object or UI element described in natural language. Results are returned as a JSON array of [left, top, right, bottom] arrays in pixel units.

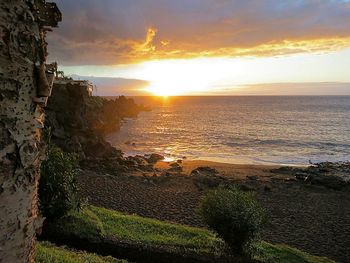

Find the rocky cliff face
[[0, 1, 60, 262], [45, 79, 146, 159]]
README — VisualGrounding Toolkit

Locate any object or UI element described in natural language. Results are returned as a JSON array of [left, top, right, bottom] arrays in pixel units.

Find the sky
[[48, 0, 350, 96]]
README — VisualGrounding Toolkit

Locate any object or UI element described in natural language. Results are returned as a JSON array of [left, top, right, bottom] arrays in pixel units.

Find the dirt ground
[[78, 161, 350, 263]]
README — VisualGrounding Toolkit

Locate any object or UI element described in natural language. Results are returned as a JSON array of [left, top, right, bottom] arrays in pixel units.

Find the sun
[[147, 82, 179, 96], [130, 57, 246, 96], [144, 65, 209, 96], [146, 79, 202, 96], [137, 59, 216, 96]]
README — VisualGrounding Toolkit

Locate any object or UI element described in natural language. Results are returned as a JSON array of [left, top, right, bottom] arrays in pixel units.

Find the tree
[[200, 187, 267, 258], [39, 146, 81, 220], [0, 1, 60, 262]]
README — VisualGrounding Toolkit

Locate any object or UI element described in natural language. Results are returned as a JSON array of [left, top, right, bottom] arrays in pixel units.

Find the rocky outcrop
[[271, 162, 350, 190], [0, 1, 60, 262], [45, 79, 147, 159]]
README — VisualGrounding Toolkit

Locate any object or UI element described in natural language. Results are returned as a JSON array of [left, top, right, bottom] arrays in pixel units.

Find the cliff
[[45, 78, 147, 159]]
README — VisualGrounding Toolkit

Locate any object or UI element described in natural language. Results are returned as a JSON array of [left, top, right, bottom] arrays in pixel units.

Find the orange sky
[[49, 0, 350, 95]]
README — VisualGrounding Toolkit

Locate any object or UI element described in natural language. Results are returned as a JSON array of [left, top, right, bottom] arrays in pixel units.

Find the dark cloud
[[48, 0, 350, 65]]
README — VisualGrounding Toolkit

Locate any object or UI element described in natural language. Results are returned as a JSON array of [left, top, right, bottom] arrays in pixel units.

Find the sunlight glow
[[135, 58, 244, 96], [61, 48, 350, 96]]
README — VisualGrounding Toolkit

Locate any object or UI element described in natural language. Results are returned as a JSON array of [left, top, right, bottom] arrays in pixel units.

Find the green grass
[[256, 242, 335, 263], [53, 205, 222, 254], [36, 242, 127, 263], [49, 205, 335, 263]]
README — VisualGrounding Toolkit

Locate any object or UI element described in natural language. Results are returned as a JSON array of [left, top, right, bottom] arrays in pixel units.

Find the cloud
[[69, 75, 150, 96], [48, 0, 350, 65]]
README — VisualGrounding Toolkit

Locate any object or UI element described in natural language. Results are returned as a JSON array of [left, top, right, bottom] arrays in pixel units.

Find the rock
[[264, 185, 272, 192], [144, 164, 155, 171], [304, 162, 350, 190], [168, 163, 183, 173], [284, 177, 297, 182], [247, 175, 259, 181], [124, 158, 138, 167], [170, 162, 181, 168], [193, 176, 223, 190], [270, 166, 303, 175], [167, 166, 183, 173], [311, 174, 348, 190], [190, 166, 219, 176], [239, 183, 256, 192], [148, 153, 164, 163], [45, 82, 146, 160], [130, 155, 149, 166], [295, 173, 308, 181], [271, 162, 350, 190], [304, 174, 313, 182]]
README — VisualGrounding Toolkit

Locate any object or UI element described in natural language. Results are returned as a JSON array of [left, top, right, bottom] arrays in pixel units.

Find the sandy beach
[[78, 160, 350, 263], [156, 160, 281, 179]]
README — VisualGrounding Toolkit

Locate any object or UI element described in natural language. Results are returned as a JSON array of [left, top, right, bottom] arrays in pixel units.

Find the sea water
[[107, 96, 350, 165]]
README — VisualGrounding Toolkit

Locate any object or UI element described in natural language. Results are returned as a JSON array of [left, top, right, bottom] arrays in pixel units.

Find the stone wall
[[0, 1, 60, 262]]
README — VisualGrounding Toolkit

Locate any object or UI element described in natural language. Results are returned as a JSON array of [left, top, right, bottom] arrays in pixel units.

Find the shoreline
[[117, 149, 311, 167], [155, 159, 281, 181]]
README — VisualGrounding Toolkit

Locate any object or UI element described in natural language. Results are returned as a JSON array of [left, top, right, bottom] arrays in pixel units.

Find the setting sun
[[134, 58, 243, 96], [139, 59, 212, 96]]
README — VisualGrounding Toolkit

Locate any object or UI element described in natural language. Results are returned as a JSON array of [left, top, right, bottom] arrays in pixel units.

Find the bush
[[200, 187, 267, 257], [39, 146, 81, 220]]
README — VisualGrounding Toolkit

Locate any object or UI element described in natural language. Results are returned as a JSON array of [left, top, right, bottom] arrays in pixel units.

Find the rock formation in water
[[0, 1, 61, 262]]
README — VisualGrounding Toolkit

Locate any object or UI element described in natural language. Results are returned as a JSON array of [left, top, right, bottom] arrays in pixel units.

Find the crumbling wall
[[0, 1, 60, 262]]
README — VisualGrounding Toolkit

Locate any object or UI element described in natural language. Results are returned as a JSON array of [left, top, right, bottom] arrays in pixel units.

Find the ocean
[[107, 96, 350, 165]]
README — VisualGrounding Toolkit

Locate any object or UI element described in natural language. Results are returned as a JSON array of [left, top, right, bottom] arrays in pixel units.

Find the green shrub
[[200, 187, 267, 257], [39, 146, 81, 220]]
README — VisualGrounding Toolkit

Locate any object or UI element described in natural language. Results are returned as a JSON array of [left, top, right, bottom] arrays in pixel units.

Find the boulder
[[192, 176, 223, 190], [190, 166, 219, 176], [170, 162, 181, 168], [148, 153, 164, 163], [311, 174, 348, 190], [304, 162, 350, 190], [167, 166, 183, 173], [246, 175, 259, 181]]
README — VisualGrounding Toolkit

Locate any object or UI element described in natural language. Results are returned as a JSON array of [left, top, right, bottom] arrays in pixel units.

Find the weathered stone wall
[[0, 1, 60, 262]]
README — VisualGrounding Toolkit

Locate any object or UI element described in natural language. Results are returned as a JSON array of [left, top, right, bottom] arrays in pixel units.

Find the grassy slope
[[36, 242, 127, 263], [49, 206, 335, 263]]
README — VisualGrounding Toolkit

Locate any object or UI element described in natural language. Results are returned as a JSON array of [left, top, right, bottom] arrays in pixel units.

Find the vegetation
[[200, 187, 267, 256], [256, 242, 334, 263], [39, 146, 81, 220], [45, 205, 334, 263], [36, 242, 126, 263], [51, 206, 222, 253]]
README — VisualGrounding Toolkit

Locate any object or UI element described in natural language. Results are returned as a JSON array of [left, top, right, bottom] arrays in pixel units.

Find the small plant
[[39, 146, 81, 220], [200, 186, 267, 257]]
